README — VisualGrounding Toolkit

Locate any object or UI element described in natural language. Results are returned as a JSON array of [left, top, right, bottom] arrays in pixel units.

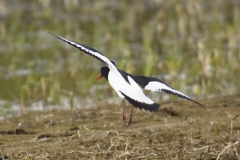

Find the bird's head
[[95, 66, 110, 81]]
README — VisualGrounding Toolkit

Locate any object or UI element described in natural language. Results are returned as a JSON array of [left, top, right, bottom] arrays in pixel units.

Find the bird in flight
[[50, 33, 202, 127]]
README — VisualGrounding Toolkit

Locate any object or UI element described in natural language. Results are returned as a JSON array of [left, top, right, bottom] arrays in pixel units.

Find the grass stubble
[[0, 94, 239, 159]]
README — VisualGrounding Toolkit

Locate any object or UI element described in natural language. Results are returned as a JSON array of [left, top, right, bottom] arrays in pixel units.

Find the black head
[[95, 66, 110, 81], [100, 66, 110, 81]]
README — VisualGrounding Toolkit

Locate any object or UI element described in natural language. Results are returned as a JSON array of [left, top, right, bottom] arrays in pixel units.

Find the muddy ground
[[0, 94, 239, 160]]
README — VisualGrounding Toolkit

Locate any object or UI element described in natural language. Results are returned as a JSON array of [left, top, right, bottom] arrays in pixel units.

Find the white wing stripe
[[121, 89, 154, 105], [127, 76, 143, 93], [145, 81, 191, 99], [120, 91, 159, 111], [51, 33, 120, 73]]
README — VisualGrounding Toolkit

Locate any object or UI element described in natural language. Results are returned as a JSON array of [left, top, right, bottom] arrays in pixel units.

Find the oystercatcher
[[50, 33, 202, 126]]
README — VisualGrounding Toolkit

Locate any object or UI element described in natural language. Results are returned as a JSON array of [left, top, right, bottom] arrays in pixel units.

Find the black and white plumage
[[125, 73, 202, 106], [50, 33, 202, 126]]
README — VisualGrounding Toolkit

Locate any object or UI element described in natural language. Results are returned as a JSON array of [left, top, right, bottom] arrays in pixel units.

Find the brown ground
[[0, 94, 240, 160]]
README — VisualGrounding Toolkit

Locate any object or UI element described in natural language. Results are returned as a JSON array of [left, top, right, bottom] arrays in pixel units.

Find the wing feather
[[120, 91, 159, 111], [50, 33, 119, 73], [130, 74, 202, 106]]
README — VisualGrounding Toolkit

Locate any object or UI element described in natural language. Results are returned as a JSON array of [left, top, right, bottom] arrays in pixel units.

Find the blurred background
[[0, 0, 239, 118]]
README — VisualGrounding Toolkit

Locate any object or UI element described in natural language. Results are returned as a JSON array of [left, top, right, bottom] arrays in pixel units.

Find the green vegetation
[[0, 1, 239, 108]]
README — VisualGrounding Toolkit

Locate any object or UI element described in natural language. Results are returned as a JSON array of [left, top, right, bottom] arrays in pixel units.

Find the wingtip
[[192, 100, 204, 107], [48, 32, 58, 37]]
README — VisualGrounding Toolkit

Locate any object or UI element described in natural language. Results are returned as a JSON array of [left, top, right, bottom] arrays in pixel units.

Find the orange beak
[[95, 74, 102, 81]]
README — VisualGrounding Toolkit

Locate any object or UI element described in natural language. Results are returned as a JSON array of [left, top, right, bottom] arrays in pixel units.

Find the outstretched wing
[[129, 74, 202, 106], [50, 33, 118, 72]]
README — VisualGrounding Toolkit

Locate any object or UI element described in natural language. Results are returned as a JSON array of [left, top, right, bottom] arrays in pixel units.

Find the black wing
[[50, 33, 118, 70], [129, 74, 202, 106], [119, 92, 159, 111]]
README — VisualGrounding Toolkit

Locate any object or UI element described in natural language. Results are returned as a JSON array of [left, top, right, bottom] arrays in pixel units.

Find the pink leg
[[127, 106, 134, 127], [122, 99, 126, 122]]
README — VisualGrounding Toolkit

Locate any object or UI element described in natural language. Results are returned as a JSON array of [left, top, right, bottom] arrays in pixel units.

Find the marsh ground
[[0, 93, 239, 160]]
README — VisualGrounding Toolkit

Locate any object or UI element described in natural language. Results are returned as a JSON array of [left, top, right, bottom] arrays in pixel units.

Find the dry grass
[[0, 94, 240, 159]]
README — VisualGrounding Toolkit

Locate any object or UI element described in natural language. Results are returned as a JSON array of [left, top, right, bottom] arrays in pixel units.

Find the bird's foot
[[127, 115, 132, 127]]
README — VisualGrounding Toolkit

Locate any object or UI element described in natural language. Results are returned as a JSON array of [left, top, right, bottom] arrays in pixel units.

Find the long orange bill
[[95, 74, 102, 81]]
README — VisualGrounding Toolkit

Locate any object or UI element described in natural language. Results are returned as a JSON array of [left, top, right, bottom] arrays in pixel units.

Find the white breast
[[108, 70, 155, 105], [108, 70, 128, 98]]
